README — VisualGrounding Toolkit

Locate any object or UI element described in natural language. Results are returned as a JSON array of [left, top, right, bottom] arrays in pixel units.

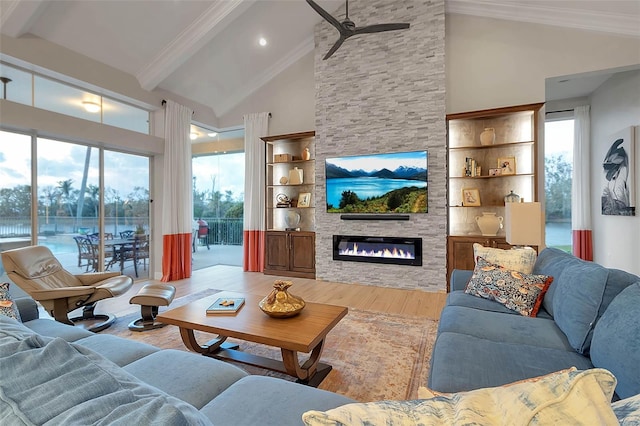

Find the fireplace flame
[[339, 243, 415, 259]]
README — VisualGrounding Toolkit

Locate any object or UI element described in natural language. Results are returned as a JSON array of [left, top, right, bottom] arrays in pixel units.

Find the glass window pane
[[103, 98, 149, 134], [0, 63, 32, 106], [192, 152, 244, 269], [0, 131, 32, 280], [544, 119, 573, 251], [37, 138, 100, 272], [34, 75, 101, 123], [105, 151, 150, 279]]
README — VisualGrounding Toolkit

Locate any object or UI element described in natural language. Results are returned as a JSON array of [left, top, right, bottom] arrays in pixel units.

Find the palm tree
[[87, 184, 100, 218], [57, 179, 74, 217]]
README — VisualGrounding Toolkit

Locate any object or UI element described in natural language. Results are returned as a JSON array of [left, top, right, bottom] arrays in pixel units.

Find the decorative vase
[[504, 190, 521, 204], [480, 128, 496, 146], [301, 147, 311, 161], [475, 212, 504, 236], [259, 280, 306, 318], [284, 211, 301, 230], [288, 167, 303, 185]]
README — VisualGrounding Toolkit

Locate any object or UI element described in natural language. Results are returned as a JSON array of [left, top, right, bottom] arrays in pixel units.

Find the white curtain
[[572, 105, 593, 260], [161, 100, 194, 281], [243, 112, 269, 271]]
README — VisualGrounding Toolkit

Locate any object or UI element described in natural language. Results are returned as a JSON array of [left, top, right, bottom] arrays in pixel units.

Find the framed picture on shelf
[[461, 188, 481, 206], [489, 168, 502, 176], [297, 192, 311, 208], [497, 156, 516, 175]]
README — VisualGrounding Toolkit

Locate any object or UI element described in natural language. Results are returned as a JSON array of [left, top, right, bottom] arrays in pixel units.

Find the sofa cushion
[[428, 332, 593, 393], [473, 243, 537, 274], [123, 349, 248, 409], [0, 282, 20, 321], [591, 282, 640, 400], [200, 375, 354, 426], [23, 317, 95, 341], [74, 334, 159, 366], [438, 306, 575, 352], [552, 261, 608, 354], [0, 317, 212, 425], [304, 369, 618, 426], [533, 247, 577, 316], [465, 257, 552, 317]]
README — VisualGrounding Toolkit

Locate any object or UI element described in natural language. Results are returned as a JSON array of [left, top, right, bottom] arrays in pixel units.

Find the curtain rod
[[161, 99, 195, 115], [545, 109, 574, 114]]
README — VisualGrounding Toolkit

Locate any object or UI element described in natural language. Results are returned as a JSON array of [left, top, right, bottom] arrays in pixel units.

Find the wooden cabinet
[[264, 231, 315, 279], [446, 103, 543, 288], [260, 131, 316, 278]]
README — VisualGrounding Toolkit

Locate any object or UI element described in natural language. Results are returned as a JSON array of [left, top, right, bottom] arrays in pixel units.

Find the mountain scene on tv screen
[[325, 151, 428, 213]]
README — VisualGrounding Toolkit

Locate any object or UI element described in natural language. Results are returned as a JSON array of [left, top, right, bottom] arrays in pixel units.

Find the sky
[[545, 119, 574, 158]]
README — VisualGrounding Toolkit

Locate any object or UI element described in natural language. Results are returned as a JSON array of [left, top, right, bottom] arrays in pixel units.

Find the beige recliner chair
[[1, 245, 133, 332]]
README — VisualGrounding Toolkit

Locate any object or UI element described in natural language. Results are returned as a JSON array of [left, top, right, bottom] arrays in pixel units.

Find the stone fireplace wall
[[313, 0, 446, 292]]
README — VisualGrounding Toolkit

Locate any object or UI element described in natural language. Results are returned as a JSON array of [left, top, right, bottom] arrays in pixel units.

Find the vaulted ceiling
[[1, 0, 638, 124]]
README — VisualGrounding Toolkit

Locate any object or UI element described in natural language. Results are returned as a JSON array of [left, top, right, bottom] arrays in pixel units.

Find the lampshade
[[505, 202, 543, 247]]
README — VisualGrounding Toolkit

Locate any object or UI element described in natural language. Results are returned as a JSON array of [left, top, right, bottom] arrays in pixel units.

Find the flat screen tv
[[325, 150, 428, 213]]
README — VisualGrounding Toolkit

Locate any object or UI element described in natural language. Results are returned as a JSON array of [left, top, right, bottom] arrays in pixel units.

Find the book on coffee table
[[206, 297, 245, 314]]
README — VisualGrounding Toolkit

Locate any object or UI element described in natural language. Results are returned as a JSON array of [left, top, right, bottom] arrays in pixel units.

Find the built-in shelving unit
[[446, 103, 543, 285], [261, 131, 316, 279]]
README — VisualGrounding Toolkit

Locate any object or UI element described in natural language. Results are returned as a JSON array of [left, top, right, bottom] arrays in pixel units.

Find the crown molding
[[446, 0, 640, 38], [136, 0, 255, 91], [215, 36, 315, 117]]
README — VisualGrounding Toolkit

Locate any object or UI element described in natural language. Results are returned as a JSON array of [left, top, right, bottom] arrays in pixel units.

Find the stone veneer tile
[[313, 0, 446, 292]]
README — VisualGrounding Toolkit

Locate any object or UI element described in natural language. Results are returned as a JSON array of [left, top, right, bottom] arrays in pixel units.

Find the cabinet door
[[265, 231, 289, 271], [289, 232, 315, 273]]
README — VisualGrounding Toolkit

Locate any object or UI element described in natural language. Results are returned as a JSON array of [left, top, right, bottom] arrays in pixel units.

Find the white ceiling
[[1, 0, 639, 126]]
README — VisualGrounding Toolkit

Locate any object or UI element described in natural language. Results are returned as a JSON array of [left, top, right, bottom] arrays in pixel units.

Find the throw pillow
[[303, 369, 618, 426], [0, 282, 21, 321], [465, 257, 553, 317], [612, 393, 640, 425], [473, 243, 537, 274]]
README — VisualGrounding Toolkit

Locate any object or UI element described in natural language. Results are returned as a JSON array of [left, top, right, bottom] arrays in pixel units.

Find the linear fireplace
[[333, 235, 422, 266]]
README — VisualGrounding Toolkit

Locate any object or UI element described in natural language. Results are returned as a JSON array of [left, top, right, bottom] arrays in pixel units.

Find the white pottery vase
[[475, 212, 503, 236], [480, 128, 496, 146]]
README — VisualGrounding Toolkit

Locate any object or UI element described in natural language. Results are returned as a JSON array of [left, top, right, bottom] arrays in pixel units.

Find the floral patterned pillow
[[0, 282, 21, 321], [465, 257, 553, 317]]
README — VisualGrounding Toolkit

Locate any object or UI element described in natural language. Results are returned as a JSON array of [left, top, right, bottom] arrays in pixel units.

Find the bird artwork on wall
[[306, 0, 410, 60]]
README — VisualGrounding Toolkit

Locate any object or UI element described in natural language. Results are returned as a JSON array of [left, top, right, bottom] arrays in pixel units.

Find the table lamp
[[505, 202, 543, 248]]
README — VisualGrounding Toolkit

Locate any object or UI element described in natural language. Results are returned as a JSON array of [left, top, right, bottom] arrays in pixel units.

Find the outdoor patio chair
[[73, 235, 98, 271], [1, 245, 133, 332], [120, 230, 135, 239]]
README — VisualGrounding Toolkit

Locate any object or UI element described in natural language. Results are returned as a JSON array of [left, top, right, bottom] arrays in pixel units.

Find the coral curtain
[[571, 105, 593, 261], [243, 112, 269, 271], [161, 100, 194, 281]]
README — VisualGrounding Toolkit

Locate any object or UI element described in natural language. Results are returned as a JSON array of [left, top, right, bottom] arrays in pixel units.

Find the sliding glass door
[[0, 129, 150, 279]]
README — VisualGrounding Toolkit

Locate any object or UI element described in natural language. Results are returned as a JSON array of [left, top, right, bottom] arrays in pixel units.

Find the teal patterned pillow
[[0, 282, 21, 321], [465, 257, 553, 317]]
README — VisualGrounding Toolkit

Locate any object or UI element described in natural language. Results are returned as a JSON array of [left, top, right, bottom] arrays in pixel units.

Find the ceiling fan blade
[[306, 0, 343, 32], [354, 23, 410, 35], [323, 36, 347, 60]]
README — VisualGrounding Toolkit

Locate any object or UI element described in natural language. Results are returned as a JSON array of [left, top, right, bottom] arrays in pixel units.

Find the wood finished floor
[[97, 265, 448, 321]]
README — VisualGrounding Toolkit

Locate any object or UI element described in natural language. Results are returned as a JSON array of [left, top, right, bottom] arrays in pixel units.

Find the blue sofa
[[1, 286, 353, 425], [428, 247, 640, 401]]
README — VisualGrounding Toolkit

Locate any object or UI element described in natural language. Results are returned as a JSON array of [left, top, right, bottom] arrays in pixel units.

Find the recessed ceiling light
[[207, 132, 218, 137], [190, 132, 198, 140], [259, 37, 267, 47], [82, 101, 101, 113]]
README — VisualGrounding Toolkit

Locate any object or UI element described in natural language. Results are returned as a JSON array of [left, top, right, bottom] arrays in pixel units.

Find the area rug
[[104, 289, 438, 402]]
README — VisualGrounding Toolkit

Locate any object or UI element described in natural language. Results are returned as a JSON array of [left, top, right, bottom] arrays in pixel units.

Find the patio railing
[[0, 216, 244, 246]]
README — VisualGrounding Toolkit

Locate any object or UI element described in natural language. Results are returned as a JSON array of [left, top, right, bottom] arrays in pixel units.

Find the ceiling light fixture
[[207, 132, 218, 137], [259, 37, 267, 47], [190, 132, 198, 140], [82, 101, 101, 113]]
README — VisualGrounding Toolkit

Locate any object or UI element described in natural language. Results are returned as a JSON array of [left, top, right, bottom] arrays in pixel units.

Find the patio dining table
[[92, 238, 136, 273]]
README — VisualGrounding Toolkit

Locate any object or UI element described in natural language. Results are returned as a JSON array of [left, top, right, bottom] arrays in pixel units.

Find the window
[[544, 119, 573, 251]]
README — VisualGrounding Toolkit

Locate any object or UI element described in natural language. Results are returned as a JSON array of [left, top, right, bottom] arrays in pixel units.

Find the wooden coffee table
[[156, 291, 348, 387]]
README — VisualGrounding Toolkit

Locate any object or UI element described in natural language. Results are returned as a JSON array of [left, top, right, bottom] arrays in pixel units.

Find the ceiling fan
[[306, 0, 410, 60]]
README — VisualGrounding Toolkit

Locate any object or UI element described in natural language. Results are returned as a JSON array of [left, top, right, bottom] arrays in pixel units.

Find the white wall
[[590, 70, 640, 275], [446, 14, 640, 114], [219, 51, 316, 136]]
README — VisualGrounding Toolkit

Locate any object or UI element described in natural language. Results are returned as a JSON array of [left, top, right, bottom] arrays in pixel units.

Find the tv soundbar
[[340, 214, 410, 221]]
